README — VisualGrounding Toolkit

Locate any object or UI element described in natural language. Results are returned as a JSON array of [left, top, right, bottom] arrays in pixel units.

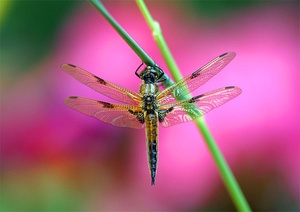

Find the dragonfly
[[62, 52, 242, 185]]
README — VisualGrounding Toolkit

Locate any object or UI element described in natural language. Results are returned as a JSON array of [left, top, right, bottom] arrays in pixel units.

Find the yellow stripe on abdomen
[[145, 112, 159, 185]]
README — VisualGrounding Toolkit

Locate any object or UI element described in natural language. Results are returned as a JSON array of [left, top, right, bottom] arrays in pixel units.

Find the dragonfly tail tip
[[151, 177, 156, 186]]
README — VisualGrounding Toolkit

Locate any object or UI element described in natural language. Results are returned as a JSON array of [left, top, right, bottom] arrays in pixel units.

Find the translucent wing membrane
[[65, 96, 144, 129], [62, 53, 241, 129], [157, 52, 236, 104], [62, 64, 142, 105], [160, 86, 242, 127]]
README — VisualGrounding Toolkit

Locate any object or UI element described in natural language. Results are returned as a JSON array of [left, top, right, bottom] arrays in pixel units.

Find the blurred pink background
[[1, 1, 299, 211]]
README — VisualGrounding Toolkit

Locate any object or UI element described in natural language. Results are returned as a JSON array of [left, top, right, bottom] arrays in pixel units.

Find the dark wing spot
[[219, 52, 228, 57], [158, 108, 173, 122], [189, 94, 204, 103], [98, 101, 114, 108], [167, 107, 174, 113], [191, 71, 200, 79], [128, 110, 144, 124], [137, 113, 145, 124], [68, 64, 77, 68], [189, 97, 196, 103], [94, 75, 106, 85], [128, 109, 134, 114], [225, 86, 235, 89], [69, 96, 78, 99]]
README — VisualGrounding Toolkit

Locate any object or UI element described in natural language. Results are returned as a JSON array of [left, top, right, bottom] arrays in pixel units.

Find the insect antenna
[[135, 62, 144, 78]]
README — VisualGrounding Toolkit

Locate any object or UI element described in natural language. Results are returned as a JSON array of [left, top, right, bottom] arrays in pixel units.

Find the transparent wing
[[65, 96, 144, 129], [62, 64, 142, 105], [157, 52, 236, 105], [160, 86, 242, 127]]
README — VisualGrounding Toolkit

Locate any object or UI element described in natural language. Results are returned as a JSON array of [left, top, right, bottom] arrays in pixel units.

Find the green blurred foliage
[[0, 1, 81, 75], [0, 0, 11, 25], [183, 0, 261, 20], [0, 169, 84, 212]]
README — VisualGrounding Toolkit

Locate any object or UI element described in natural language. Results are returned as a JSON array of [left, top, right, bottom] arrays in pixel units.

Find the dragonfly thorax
[[143, 95, 155, 103], [140, 82, 159, 114], [142, 94, 158, 113]]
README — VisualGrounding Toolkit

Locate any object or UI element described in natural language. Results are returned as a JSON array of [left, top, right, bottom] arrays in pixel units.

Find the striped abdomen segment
[[145, 112, 159, 185]]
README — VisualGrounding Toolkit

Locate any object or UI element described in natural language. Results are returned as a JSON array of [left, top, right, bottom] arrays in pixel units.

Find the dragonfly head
[[138, 66, 166, 84]]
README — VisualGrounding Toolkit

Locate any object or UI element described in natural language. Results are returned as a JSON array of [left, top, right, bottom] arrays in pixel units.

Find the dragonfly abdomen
[[145, 112, 159, 185]]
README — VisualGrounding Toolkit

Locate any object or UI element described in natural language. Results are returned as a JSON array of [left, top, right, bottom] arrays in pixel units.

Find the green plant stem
[[136, 0, 251, 211], [89, 0, 155, 67], [89, 0, 174, 86], [135, 1, 183, 82]]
